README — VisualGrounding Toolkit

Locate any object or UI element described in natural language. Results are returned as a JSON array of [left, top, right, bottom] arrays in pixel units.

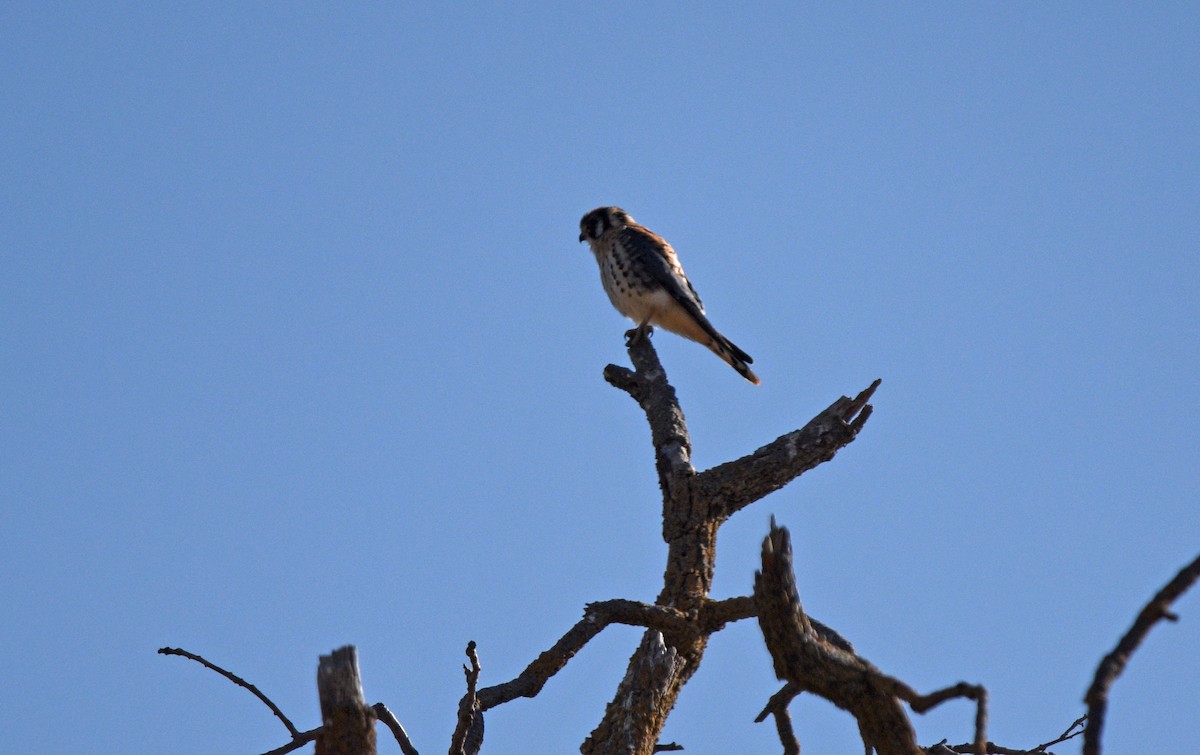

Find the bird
[[578, 206, 760, 385]]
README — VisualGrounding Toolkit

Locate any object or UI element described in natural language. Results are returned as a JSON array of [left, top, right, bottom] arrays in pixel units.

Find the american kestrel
[[578, 206, 760, 385]]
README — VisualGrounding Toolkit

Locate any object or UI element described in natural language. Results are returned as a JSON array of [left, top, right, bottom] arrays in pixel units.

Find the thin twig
[[158, 646, 300, 738], [934, 713, 1085, 755], [1083, 552, 1200, 755], [1039, 714, 1086, 749]]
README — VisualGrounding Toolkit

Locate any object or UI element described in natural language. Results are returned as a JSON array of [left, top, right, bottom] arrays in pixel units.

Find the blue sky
[[3, 3, 1197, 753]]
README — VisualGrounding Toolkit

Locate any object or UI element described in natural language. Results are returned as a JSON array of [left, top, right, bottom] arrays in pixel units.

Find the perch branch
[[604, 334, 695, 520], [1083, 552, 1200, 755]]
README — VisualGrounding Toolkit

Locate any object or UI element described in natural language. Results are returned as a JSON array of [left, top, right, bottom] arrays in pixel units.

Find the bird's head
[[579, 206, 633, 243]]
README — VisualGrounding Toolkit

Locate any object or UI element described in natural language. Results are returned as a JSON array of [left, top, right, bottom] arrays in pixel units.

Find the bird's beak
[[578, 232, 586, 242]]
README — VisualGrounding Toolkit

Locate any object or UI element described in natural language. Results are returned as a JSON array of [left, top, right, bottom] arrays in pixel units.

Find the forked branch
[[581, 336, 881, 754], [159, 646, 413, 755]]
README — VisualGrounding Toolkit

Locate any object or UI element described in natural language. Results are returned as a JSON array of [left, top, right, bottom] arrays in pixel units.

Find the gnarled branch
[[581, 337, 880, 754], [604, 335, 695, 515], [700, 378, 879, 520], [754, 520, 986, 755]]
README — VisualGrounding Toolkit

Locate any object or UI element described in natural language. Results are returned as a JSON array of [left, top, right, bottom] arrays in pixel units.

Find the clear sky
[[3, 3, 1197, 753]]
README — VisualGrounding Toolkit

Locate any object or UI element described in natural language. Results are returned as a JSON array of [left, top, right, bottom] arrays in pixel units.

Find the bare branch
[[449, 642, 483, 755], [698, 595, 756, 633], [1038, 714, 1087, 750], [700, 379, 880, 520], [373, 702, 419, 755], [158, 646, 301, 738], [476, 600, 690, 711], [753, 520, 987, 755], [604, 335, 695, 527], [754, 521, 917, 754], [260, 729, 320, 755], [932, 715, 1084, 755], [892, 676, 984, 753], [698, 595, 854, 653], [1083, 552, 1200, 755], [583, 336, 885, 753], [602, 364, 638, 394], [585, 599, 695, 637], [1052, 714, 1088, 743]]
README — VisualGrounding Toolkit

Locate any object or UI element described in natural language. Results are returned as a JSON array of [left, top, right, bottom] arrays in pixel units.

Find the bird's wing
[[618, 224, 755, 369], [618, 225, 752, 355], [619, 224, 706, 313]]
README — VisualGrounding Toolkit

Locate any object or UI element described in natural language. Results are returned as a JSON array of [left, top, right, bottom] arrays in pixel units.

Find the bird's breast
[[593, 241, 659, 322]]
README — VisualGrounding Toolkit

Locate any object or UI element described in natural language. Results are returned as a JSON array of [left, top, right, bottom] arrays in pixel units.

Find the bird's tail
[[709, 336, 760, 385]]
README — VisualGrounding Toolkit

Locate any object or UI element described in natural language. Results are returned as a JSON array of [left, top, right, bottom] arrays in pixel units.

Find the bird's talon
[[624, 325, 653, 347]]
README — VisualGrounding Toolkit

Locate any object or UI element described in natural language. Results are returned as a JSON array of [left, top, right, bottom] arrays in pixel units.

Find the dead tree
[[162, 335, 1197, 754], [459, 334, 1008, 754]]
